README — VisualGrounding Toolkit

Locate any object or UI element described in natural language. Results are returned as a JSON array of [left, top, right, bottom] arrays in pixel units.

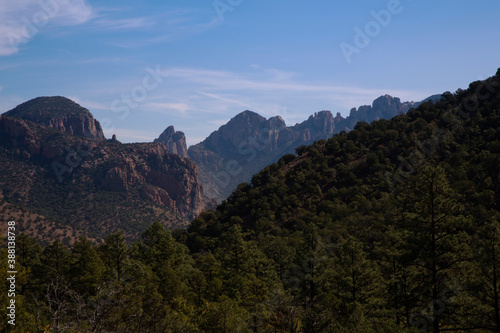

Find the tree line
[[2, 70, 500, 332]]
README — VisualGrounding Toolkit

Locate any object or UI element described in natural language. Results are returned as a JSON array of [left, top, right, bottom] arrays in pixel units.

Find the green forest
[[2, 70, 500, 332]]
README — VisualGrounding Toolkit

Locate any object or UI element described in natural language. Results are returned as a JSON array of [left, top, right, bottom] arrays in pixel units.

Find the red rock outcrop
[[3, 96, 106, 141], [0, 98, 214, 241], [154, 126, 188, 158]]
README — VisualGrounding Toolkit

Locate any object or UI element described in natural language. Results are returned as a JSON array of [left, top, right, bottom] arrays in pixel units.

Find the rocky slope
[[187, 110, 346, 201], [0, 98, 213, 242], [154, 125, 188, 157], [3, 96, 106, 141], [343, 94, 418, 129], [187, 94, 436, 202]]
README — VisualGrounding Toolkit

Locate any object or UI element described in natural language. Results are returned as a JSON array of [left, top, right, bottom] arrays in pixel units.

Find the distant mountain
[[0, 98, 213, 243], [154, 125, 188, 157], [343, 94, 419, 129], [186, 94, 438, 202], [4, 96, 106, 141], [187, 110, 327, 201], [184, 69, 500, 333]]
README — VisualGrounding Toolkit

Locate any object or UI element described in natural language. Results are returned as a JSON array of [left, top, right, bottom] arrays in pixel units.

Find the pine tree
[[399, 164, 469, 332], [461, 215, 500, 331], [322, 236, 382, 330], [69, 236, 105, 295], [16, 234, 42, 294], [375, 225, 420, 327], [216, 224, 251, 276], [98, 231, 128, 282], [35, 240, 72, 286]]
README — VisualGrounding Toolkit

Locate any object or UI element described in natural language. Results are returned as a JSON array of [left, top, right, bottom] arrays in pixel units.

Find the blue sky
[[1, 0, 499, 145]]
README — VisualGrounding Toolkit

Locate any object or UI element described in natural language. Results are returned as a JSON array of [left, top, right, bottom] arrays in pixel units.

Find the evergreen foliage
[[2, 70, 500, 332]]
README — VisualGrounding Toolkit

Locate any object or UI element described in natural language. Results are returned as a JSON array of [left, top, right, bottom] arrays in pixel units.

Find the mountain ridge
[[0, 100, 214, 242], [182, 68, 500, 333], [154, 125, 188, 157], [4, 96, 106, 141], [184, 94, 437, 201]]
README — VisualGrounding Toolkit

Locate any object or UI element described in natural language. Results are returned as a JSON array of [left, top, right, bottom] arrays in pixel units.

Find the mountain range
[[158, 94, 440, 202], [182, 69, 500, 332], [0, 92, 438, 242], [5, 69, 500, 332]]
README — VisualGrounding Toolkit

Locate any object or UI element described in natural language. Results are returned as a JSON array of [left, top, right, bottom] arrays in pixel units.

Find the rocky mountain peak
[[296, 110, 337, 135], [226, 110, 266, 129], [154, 125, 188, 158], [334, 112, 344, 122], [163, 125, 176, 136], [188, 110, 344, 201], [198, 110, 267, 151], [267, 115, 287, 130], [187, 93, 436, 202], [311, 110, 335, 123], [3, 96, 105, 141], [372, 94, 401, 109], [347, 94, 419, 125]]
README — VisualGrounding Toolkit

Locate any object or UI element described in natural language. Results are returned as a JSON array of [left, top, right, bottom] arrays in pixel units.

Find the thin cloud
[[66, 96, 109, 111], [89, 65, 427, 127], [0, 0, 93, 56], [145, 102, 191, 114], [73, 56, 135, 65], [146, 17, 220, 44], [106, 17, 220, 49], [91, 7, 220, 49], [197, 91, 252, 109], [92, 17, 154, 31], [165, 67, 425, 104]]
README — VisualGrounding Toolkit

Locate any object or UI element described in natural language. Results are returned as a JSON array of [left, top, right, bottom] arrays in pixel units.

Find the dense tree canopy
[[2, 70, 500, 332]]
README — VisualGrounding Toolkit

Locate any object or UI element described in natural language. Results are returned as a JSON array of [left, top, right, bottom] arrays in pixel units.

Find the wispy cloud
[[92, 17, 154, 31], [0, 0, 93, 56], [49, 65, 429, 146], [197, 92, 252, 109], [104, 16, 220, 49], [73, 56, 135, 65], [144, 17, 220, 44], [89, 6, 220, 49], [0, 3, 218, 56], [85, 64, 427, 132], [163, 66, 425, 107], [146, 102, 191, 114], [66, 96, 110, 111]]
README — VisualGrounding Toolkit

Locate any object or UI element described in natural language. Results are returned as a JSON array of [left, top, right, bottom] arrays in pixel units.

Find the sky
[[0, 0, 499, 146]]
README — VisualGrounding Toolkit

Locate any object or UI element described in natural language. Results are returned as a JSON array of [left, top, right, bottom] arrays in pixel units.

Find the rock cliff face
[[91, 142, 210, 219], [188, 95, 437, 202], [0, 98, 213, 241], [187, 110, 343, 201], [154, 126, 188, 157], [343, 95, 419, 130], [3, 96, 106, 141]]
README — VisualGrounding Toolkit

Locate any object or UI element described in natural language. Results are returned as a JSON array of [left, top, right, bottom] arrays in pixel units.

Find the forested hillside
[[187, 94, 428, 202], [2, 70, 500, 332]]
